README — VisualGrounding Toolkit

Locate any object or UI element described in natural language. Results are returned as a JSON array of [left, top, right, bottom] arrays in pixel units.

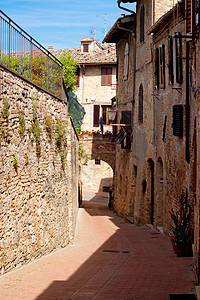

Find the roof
[[103, 14, 136, 44], [49, 40, 117, 65], [148, 0, 184, 35], [79, 37, 95, 42]]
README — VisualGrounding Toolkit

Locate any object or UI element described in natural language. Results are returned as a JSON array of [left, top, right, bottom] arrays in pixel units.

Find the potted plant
[[169, 189, 193, 256]]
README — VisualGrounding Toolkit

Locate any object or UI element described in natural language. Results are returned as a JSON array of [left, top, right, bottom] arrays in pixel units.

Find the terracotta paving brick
[[0, 192, 195, 300]]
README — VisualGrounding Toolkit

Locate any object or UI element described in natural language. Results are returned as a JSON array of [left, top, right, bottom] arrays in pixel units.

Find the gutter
[[117, 0, 135, 14]]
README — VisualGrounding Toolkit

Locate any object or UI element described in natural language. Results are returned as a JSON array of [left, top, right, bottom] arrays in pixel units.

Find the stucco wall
[[75, 64, 116, 132], [0, 66, 79, 275]]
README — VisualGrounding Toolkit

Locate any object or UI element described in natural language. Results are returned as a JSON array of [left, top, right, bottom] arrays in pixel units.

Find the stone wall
[[0, 66, 79, 275], [79, 135, 115, 192]]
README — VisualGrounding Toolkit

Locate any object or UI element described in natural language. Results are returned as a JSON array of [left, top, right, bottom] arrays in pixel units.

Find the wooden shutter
[[101, 67, 112, 86], [173, 105, 183, 137], [155, 48, 159, 90], [107, 68, 112, 86], [93, 105, 100, 127], [123, 42, 129, 80], [159, 44, 165, 88], [140, 4, 145, 43], [121, 111, 131, 124], [83, 44, 89, 52], [138, 84, 143, 124], [185, 0, 192, 33], [168, 36, 174, 85], [101, 68, 106, 85], [175, 33, 183, 84]]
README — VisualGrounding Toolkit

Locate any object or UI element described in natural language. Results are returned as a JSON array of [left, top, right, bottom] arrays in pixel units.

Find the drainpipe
[[116, 22, 136, 135], [117, 0, 135, 14]]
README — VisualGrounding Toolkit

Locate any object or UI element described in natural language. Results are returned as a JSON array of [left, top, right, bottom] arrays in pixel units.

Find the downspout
[[116, 22, 136, 135], [118, 0, 135, 14]]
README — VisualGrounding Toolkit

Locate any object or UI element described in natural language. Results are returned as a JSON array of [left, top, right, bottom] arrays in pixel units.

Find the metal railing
[[0, 10, 63, 98]]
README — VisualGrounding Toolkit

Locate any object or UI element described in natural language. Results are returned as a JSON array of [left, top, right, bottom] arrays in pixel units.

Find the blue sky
[[0, 0, 136, 50]]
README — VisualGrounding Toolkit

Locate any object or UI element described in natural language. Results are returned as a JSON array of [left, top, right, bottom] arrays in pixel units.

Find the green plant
[[13, 154, 18, 170], [55, 116, 66, 150], [58, 51, 78, 91], [18, 111, 26, 134], [169, 190, 193, 246], [2, 99, 10, 121], [31, 93, 41, 157], [78, 143, 89, 165], [45, 115, 54, 139], [25, 154, 28, 165]]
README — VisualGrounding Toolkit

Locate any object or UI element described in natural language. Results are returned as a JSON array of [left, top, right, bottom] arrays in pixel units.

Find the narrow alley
[[0, 191, 195, 300]]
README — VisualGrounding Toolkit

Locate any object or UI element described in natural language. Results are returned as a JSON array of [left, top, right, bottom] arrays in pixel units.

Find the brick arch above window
[[138, 84, 143, 124], [140, 4, 145, 43]]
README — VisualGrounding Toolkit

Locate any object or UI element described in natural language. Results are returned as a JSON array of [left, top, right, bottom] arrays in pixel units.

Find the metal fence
[[0, 10, 63, 98]]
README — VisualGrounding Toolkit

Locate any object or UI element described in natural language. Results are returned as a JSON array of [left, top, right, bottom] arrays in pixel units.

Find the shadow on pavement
[[35, 199, 195, 300]]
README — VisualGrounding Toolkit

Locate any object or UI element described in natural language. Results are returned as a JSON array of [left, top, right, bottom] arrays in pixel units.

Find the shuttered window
[[93, 105, 100, 127], [155, 48, 159, 90], [159, 44, 165, 88], [140, 4, 145, 43], [185, 0, 192, 33], [101, 67, 112, 86], [173, 105, 183, 137], [168, 36, 174, 85], [75, 67, 80, 87], [83, 44, 89, 52], [123, 42, 129, 80], [138, 84, 143, 124], [175, 32, 183, 84]]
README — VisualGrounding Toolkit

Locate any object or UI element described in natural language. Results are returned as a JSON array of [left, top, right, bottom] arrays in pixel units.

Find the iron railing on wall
[[0, 10, 63, 98]]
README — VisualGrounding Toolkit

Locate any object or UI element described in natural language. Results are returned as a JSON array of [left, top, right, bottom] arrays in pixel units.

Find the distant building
[[50, 38, 117, 192]]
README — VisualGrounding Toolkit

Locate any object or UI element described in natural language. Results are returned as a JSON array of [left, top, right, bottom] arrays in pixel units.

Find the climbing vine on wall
[[30, 93, 41, 157]]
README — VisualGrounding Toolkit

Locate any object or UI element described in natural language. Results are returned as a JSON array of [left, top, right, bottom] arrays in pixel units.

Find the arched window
[[138, 84, 143, 124], [140, 4, 145, 43], [123, 42, 129, 80]]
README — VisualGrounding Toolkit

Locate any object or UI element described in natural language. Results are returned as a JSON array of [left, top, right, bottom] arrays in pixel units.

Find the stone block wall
[[0, 66, 79, 275]]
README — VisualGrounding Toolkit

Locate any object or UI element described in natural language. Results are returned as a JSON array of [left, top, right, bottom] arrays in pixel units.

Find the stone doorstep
[[195, 286, 200, 300]]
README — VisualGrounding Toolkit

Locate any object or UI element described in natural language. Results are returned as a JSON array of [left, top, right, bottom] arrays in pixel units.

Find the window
[[116, 57, 119, 82], [75, 67, 80, 87], [138, 84, 143, 124], [101, 67, 112, 86], [123, 42, 129, 80], [175, 32, 183, 84], [102, 105, 112, 125], [173, 105, 183, 137], [154, 44, 165, 89], [185, 0, 195, 33], [93, 105, 100, 127], [83, 43, 89, 52], [168, 36, 174, 85], [159, 44, 165, 88], [155, 48, 159, 90], [140, 4, 145, 43], [95, 159, 101, 165]]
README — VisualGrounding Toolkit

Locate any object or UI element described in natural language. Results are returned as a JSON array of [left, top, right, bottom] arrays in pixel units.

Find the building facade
[[105, 0, 200, 284], [50, 38, 117, 192]]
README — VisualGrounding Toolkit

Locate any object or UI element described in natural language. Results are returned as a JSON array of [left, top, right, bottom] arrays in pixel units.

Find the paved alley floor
[[0, 191, 195, 300]]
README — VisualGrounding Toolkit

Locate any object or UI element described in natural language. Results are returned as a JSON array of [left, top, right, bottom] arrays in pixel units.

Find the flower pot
[[170, 237, 183, 254]]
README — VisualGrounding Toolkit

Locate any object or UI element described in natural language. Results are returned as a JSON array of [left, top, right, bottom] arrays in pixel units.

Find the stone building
[[104, 0, 200, 284], [104, 0, 174, 223], [50, 38, 117, 193]]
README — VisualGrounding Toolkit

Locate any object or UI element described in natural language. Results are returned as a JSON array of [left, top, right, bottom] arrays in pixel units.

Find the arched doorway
[[157, 157, 164, 226], [147, 159, 155, 225]]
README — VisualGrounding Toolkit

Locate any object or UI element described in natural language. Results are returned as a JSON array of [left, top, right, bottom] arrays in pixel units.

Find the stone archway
[[156, 157, 164, 227], [146, 158, 155, 225]]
